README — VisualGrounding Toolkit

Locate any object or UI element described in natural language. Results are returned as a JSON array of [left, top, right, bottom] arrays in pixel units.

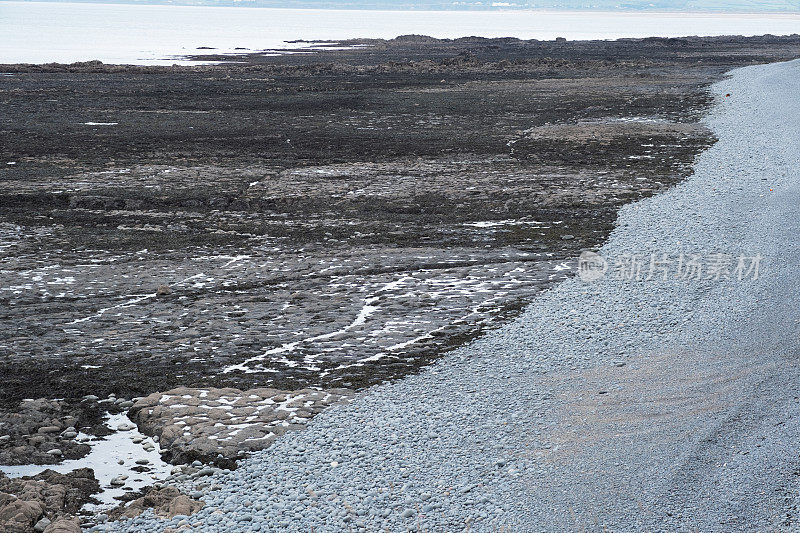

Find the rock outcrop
[[42, 518, 81, 533], [109, 486, 203, 520], [0, 468, 98, 533], [129, 387, 353, 467], [0, 493, 44, 533], [0, 400, 92, 466]]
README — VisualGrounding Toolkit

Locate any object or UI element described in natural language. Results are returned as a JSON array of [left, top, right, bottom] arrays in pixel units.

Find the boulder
[[0, 493, 44, 533], [42, 517, 81, 533]]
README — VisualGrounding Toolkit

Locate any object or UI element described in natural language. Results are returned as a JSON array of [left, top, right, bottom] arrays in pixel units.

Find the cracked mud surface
[[1, 35, 799, 449]]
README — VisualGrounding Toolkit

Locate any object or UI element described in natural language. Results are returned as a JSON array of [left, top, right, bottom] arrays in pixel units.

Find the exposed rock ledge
[[0, 468, 98, 533], [128, 387, 354, 467]]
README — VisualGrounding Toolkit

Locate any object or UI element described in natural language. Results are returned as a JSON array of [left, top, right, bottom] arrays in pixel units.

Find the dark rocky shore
[[1, 34, 799, 527]]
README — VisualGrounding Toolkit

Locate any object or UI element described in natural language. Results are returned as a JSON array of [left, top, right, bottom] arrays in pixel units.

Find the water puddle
[[0, 412, 171, 512]]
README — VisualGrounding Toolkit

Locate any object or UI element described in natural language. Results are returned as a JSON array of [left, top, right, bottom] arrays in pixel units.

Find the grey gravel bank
[[101, 59, 800, 532]]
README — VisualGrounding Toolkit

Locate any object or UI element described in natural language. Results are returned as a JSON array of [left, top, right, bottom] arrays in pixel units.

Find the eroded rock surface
[[41, 518, 81, 533], [0, 493, 43, 533], [0, 468, 98, 533], [0, 400, 94, 466], [129, 387, 353, 466], [109, 486, 203, 520]]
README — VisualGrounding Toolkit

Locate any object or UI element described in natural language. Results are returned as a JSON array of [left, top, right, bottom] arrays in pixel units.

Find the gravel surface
[[99, 59, 800, 532]]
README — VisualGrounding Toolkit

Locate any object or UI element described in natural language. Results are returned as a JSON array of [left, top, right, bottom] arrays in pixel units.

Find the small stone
[[458, 483, 478, 495], [156, 284, 172, 296], [401, 509, 414, 518], [34, 517, 51, 532], [46, 448, 63, 456]]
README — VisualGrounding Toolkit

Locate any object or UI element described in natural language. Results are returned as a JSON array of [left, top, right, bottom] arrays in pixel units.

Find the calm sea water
[[1, 1, 799, 65]]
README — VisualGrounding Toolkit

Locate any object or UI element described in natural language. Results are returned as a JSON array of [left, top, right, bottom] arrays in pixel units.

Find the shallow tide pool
[[0, 412, 172, 511]]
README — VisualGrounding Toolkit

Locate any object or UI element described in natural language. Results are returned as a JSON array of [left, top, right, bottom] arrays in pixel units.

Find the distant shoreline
[[2, 1, 800, 65], [4, 0, 800, 14]]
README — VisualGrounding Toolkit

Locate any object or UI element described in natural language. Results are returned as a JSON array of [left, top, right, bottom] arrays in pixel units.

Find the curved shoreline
[[98, 58, 800, 531]]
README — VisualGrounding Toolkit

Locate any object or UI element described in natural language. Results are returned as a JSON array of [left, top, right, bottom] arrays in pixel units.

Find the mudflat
[[3, 36, 798, 402]]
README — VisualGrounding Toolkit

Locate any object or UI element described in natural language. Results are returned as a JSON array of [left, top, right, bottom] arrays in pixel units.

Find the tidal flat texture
[[99, 56, 800, 533], [2, 40, 800, 524], [2, 36, 798, 403]]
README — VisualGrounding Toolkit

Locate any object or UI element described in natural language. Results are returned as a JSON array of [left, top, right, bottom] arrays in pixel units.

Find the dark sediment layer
[[0, 35, 798, 466]]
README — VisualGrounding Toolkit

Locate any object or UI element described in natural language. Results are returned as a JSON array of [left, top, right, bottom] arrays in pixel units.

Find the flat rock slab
[[129, 387, 353, 466]]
